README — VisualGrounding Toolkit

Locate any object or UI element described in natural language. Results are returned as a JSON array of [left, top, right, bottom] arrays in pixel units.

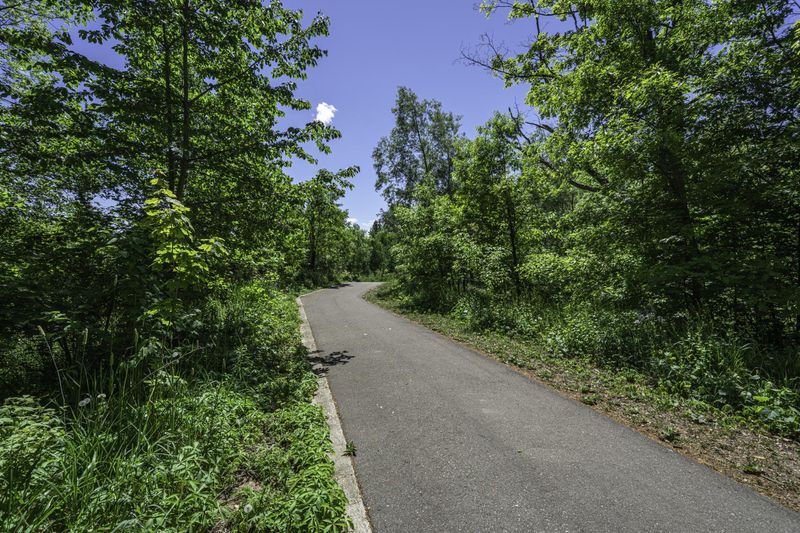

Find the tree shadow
[[327, 283, 352, 289], [308, 350, 354, 375]]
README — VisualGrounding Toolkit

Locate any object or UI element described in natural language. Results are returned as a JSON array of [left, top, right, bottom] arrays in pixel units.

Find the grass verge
[[0, 289, 350, 532], [365, 285, 800, 512]]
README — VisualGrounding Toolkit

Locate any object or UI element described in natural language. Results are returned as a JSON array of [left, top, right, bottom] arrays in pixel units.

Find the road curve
[[301, 282, 799, 533]]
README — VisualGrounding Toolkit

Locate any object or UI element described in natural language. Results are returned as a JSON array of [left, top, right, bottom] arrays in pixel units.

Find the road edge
[[360, 287, 800, 516], [297, 296, 372, 533]]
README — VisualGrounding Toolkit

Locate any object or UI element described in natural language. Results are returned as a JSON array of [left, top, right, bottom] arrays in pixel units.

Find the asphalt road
[[301, 282, 800, 532]]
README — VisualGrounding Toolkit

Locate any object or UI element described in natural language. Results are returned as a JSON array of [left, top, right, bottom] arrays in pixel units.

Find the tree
[[373, 87, 462, 206], [391, 184, 476, 309], [0, 0, 358, 372], [473, 0, 799, 326], [0, 0, 116, 338], [367, 215, 396, 275], [81, 0, 341, 272], [455, 113, 528, 295], [300, 167, 359, 286]]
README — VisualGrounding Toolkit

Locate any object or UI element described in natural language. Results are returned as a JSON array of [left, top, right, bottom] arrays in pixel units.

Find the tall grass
[[0, 283, 350, 531]]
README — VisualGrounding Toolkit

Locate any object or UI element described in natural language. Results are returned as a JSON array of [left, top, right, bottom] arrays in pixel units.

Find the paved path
[[301, 282, 799, 532]]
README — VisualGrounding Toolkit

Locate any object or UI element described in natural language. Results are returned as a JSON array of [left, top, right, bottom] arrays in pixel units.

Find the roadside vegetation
[[3, 0, 799, 526], [367, 283, 800, 511], [365, 0, 799, 507], [0, 1, 379, 530]]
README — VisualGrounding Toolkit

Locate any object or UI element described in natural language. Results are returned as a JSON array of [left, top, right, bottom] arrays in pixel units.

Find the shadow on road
[[308, 350, 354, 375], [327, 283, 352, 289]]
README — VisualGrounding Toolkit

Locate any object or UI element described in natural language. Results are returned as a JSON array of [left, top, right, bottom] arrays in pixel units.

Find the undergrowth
[[0, 283, 350, 532], [370, 281, 800, 439]]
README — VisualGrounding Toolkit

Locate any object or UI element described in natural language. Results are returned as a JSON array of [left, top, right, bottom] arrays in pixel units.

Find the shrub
[[0, 336, 51, 399], [0, 372, 349, 531], [0, 281, 351, 530], [200, 282, 313, 408], [447, 289, 800, 437]]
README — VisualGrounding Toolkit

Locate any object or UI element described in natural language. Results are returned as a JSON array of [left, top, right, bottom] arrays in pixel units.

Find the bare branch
[[527, 121, 554, 133], [568, 179, 600, 192]]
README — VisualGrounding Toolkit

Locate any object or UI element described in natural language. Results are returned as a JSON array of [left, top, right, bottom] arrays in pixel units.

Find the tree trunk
[[796, 207, 800, 337], [503, 186, 521, 297], [308, 212, 318, 274], [163, 25, 176, 191], [177, 0, 190, 200], [656, 142, 702, 305], [411, 108, 430, 176]]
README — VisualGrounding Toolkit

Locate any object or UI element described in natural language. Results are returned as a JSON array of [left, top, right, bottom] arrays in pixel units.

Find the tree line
[[370, 1, 800, 435], [1, 1, 366, 528], [0, 0, 376, 397]]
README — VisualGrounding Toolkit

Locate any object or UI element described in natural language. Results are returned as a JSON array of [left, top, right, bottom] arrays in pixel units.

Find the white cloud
[[345, 217, 376, 231], [315, 102, 337, 125]]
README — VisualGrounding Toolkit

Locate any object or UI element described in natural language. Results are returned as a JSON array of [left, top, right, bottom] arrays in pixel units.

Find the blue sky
[[284, 1, 534, 229], [70, 1, 538, 229]]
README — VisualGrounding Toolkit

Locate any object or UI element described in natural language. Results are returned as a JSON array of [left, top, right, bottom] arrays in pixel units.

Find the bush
[[0, 375, 349, 531], [0, 336, 51, 399], [0, 281, 350, 531], [200, 282, 314, 408], [237, 402, 351, 532], [448, 289, 800, 437], [543, 305, 659, 367]]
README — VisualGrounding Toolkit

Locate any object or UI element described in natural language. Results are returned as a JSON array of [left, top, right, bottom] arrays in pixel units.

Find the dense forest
[[0, 1, 373, 530], [369, 1, 800, 437]]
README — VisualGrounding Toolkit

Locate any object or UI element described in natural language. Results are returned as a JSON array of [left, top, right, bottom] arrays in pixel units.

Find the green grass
[[0, 374, 349, 532], [343, 441, 357, 457], [0, 284, 351, 532]]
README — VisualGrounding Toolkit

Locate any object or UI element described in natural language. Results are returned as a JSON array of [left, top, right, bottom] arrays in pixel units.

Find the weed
[[742, 463, 764, 476], [0, 285, 350, 531], [344, 441, 357, 457], [660, 426, 681, 442], [581, 395, 598, 406], [686, 411, 708, 425]]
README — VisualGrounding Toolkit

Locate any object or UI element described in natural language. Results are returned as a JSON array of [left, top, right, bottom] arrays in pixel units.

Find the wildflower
[[243, 504, 253, 514], [96, 393, 107, 400], [78, 397, 91, 407]]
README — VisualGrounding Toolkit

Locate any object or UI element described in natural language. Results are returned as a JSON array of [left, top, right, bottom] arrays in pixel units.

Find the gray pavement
[[301, 282, 800, 532]]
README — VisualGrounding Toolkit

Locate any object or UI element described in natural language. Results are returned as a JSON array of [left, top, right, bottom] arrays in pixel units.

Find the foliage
[[374, 2, 800, 437], [200, 283, 316, 408], [0, 0, 362, 529], [143, 178, 226, 329], [0, 378, 348, 531], [373, 87, 462, 206], [474, 0, 800, 324], [0, 279, 350, 531], [299, 167, 370, 287]]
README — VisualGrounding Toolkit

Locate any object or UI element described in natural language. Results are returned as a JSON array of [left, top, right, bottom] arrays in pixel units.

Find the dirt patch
[[211, 476, 265, 532]]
